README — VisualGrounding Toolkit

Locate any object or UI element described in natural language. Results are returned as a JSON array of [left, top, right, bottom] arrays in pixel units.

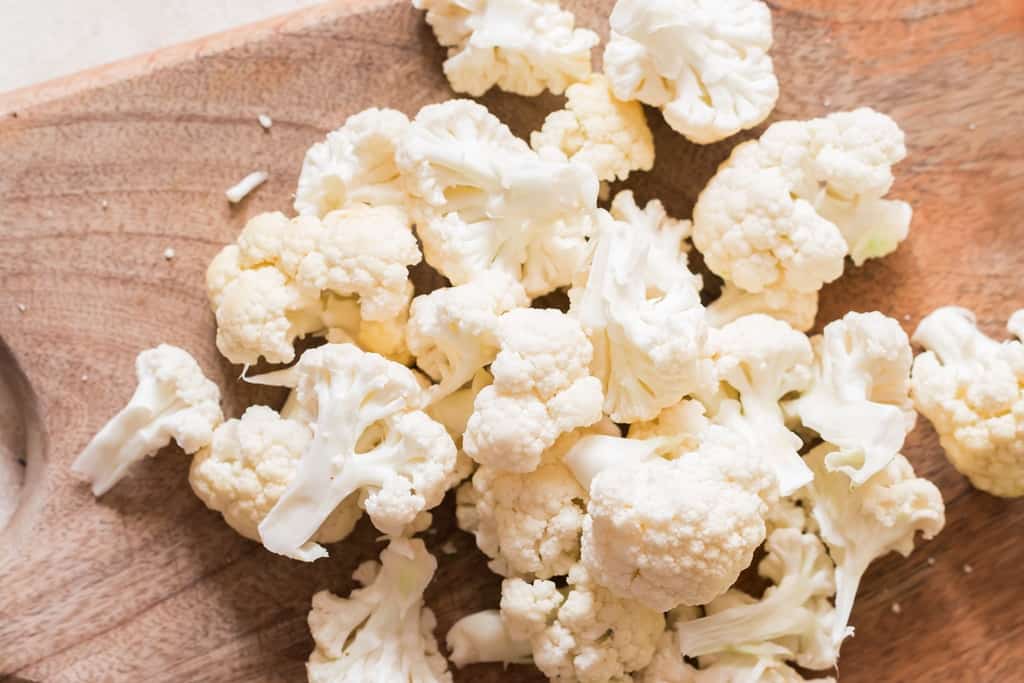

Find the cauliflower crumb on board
[[16, 303, 26, 313], [67, 0, 977, 681]]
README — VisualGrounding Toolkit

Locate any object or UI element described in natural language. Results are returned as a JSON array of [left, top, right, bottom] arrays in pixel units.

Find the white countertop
[[1, 0, 321, 93]]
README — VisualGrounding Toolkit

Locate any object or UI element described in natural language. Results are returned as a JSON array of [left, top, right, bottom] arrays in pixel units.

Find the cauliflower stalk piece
[[501, 563, 666, 682], [397, 99, 599, 297], [457, 420, 618, 579], [445, 609, 533, 668], [72, 345, 223, 496], [189, 405, 361, 543], [570, 193, 710, 423], [307, 537, 452, 683], [565, 427, 778, 612], [255, 344, 457, 561], [676, 524, 839, 671], [911, 306, 1024, 497], [792, 311, 916, 485], [604, 0, 779, 144], [206, 208, 420, 365], [407, 271, 528, 403], [414, 0, 599, 96], [707, 283, 819, 333], [799, 444, 945, 650], [711, 314, 815, 495], [531, 74, 655, 182], [463, 308, 604, 473], [294, 108, 410, 217]]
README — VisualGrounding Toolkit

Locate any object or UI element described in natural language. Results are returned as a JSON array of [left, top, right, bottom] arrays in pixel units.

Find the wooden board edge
[[0, 0, 392, 115]]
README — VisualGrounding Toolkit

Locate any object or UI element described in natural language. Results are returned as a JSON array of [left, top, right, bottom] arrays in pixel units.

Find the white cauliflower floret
[[445, 609, 533, 668], [294, 108, 410, 217], [566, 428, 778, 612], [414, 0, 598, 96], [397, 99, 599, 297], [207, 209, 420, 365], [570, 194, 710, 423], [799, 444, 945, 651], [676, 527, 838, 671], [707, 283, 819, 333], [911, 306, 1024, 497], [792, 311, 916, 485], [501, 564, 665, 683], [255, 344, 457, 561], [531, 74, 655, 182], [711, 314, 815, 494], [458, 420, 618, 579], [603, 0, 779, 144], [407, 271, 528, 403], [73, 345, 223, 496], [307, 537, 451, 683], [464, 308, 604, 473], [188, 406, 361, 543], [693, 157, 847, 295]]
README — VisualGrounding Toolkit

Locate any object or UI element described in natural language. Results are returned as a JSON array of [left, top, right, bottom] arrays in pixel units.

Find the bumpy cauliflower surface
[[397, 99, 599, 297], [307, 538, 452, 683], [207, 209, 420, 364], [407, 271, 528, 403], [570, 194, 710, 423], [189, 405, 361, 543], [571, 428, 778, 612], [911, 306, 1024, 496], [463, 308, 604, 473], [604, 0, 779, 144], [501, 563, 665, 683], [457, 420, 618, 579], [294, 108, 410, 217], [793, 311, 916, 485], [255, 344, 457, 561], [414, 0, 598, 96], [799, 444, 945, 650], [707, 283, 820, 333], [531, 74, 654, 182], [72, 345, 223, 496]]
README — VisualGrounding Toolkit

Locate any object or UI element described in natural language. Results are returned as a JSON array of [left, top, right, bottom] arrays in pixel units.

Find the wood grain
[[1, 0, 1022, 681]]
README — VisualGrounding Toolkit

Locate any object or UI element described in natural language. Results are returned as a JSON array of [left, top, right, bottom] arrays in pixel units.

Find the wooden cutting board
[[1, 1, 1022, 681]]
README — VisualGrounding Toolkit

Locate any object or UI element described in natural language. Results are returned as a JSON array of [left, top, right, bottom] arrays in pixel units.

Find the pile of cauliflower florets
[[71, 0, 1024, 681]]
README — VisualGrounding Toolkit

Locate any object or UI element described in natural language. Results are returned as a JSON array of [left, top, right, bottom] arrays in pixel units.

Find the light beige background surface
[[0, 0, 321, 92]]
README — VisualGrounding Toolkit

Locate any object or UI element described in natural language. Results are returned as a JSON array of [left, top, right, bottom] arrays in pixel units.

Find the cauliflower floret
[[445, 609, 533, 668], [567, 428, 777, 612], [254, 344, 457, 561], [570, 195, 710, 423], [710, 314, 815, 494], [464, 308, 604, 473], [603, 0, 779, 144], [414, 0, 598, 96], [294, 108, 410, 217], [911, 306, 1024, 497], [531, 74, 655, 182], [677, 527, 838, 671], [407, 271, 528, 403], [693, 156, 847, 295], [72, 345, 223, 496], [307, 537, 451, 683], [707, 283, 819, 333], [458, 420, 618, 579], [799, 444, 945, 651], [207, 209, 420, 365], [792, 311, 916, 485], [501, 564, 665, 682], [188, 405, 361, 543], [397, 99, 599, 297]]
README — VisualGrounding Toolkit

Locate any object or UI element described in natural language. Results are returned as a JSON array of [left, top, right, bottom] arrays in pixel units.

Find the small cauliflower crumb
[[258, 114, 273, 130], [163, 248, 176, 260], [968, 123, 977, 131], [100, 199, 109, 210], [891, 602, 902, 615], [441, 540, 458, 555], [81, 374, 89, 382], [927, 556, 936, 566], [16, 303, 27, 313], [963, 563, 974, 574], [225, 171, 268, 204]]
